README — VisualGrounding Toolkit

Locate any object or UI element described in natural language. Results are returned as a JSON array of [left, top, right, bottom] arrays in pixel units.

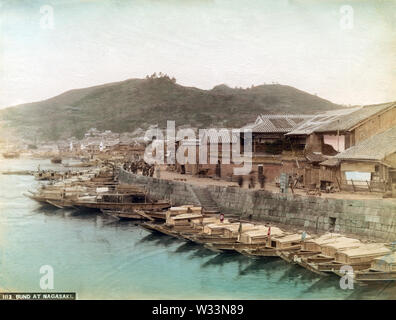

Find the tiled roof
[[201, 129, 238, 144], [305, 152, 327, 163], [320, 158, 341, 167], [288, 102, 396, 135], [245, 115, 313, 133], [334, 126, 396, 161]]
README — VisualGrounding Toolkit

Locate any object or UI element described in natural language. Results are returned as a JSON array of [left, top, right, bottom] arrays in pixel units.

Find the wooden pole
[[366, 180, 371, 192]]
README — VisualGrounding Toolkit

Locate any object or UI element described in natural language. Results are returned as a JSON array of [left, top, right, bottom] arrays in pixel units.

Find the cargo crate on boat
[[166, 213, 204, 226], [223, 223, 257, 238], [238, 227, 283, 244], [271, 233, 312, 249], [301, 233, 342, 252], [335, 243, 391, 264], [320, 237, 361, 257], [203, 222, 235, 235], [371, 253, 396, 272]]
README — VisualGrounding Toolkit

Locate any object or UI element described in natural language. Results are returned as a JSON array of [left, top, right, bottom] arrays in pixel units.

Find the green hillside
[[0, 76, 342, 141]]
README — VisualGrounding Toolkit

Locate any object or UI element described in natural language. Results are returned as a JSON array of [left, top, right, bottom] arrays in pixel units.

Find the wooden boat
[[279, 233, 341, 263], [320, 237, 361, 257], [270, 233, 312, 250], [203, 225, 281, 253], [63, 162, 96, 168], [222, 223, 257, 238], [323, 244, 391, 276], [191, 216, 219, 229], [278, 249, 321, 263], [144, 205, 201, 221], [24, 191, 76, 208], [301, 233, 342, 252], [354, 270, 396, 282], [101, 209, 155, 221], [24, 192, 52, 205], [353, 253, 396, 282], [46, 200, 71, 209], [300, 238, 360, 274], [51, 157, 62, 164], [187, 221, 242, 243], [140, 222, 186, 239], [293, 238, 381, 276], [237, 233, 311, 257], [166, 213, 204, 227], [202, 222, 234, 235], [289, 236, 361, 266], [71, 200, 171, 211], [2, 152, 20, 159], [238, 226, 283, 244], [371, 252, 396, 272], [34, 171, 64, 181], [236, 247, 279, 257], [334, 243, 390, 265], [188, 234, 238, 245], [1, 170, 34, 175]]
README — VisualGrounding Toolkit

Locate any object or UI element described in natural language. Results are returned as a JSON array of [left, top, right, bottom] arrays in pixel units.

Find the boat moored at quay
[[22, 162, 396, 285]]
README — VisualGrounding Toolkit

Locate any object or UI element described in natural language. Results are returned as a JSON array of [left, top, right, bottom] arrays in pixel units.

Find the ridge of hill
[[0, 76, 343, 141]]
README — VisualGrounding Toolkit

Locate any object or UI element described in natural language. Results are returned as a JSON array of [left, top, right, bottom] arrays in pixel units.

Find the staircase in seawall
[[191, 186, 220, 214]]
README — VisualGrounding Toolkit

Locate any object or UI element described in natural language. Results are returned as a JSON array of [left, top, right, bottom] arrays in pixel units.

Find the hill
[[0, 76, 343, 142]]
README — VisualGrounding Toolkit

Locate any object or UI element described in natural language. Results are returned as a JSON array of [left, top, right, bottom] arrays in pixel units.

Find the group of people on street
[[123, 160, 155, 177]]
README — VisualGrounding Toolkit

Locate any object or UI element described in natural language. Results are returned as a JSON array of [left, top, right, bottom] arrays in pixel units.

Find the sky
[[0, 0, 395, 108]]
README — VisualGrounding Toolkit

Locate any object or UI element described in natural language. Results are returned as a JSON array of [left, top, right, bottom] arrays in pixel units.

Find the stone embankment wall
[[118, 169, 396, 241], [118, 169, 201, 206]]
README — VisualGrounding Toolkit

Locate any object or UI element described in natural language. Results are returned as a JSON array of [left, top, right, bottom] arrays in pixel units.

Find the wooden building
[[287, 102, 396, 190], [240, 114, 313, 182], [317, 126, 396, 193], [287, 102, 396, 155], [175, 130, 239, 179]]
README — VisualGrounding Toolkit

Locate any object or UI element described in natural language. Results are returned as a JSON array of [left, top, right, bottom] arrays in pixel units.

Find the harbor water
[[0, 159, 395, 299]]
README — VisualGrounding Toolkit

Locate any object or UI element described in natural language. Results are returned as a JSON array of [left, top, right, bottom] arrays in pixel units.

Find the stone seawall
[[118, 169, 396, 241], [118, 169, 201, 206]]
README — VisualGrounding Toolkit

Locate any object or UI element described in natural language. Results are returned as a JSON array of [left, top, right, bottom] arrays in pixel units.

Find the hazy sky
[[0, 0, 395, 108]]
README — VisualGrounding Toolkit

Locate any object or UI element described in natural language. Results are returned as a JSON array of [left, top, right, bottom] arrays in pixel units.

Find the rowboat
[[353, 253, 396, 282], [71, 200, 171, 211], [2, 152, 20, 159], [51, 157, 62, 164], [101, 209, 155, 221], [141, 222, 187, 239], [237, 233, 311, 257]]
